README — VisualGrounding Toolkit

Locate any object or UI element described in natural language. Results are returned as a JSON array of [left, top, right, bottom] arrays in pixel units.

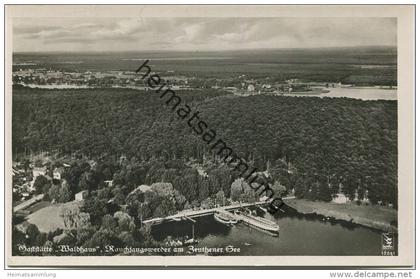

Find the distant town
[[12, 67, 394, 96]]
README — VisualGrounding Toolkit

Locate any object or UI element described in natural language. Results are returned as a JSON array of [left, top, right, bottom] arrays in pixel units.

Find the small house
[[53, 167, 64, 180], [88, 160, 97, 169], [332, 193, 348, 204], [32, 167, 47, 179], [104, 180, 113, 187], [138, 184, 152, 193], [247, 84, 255, 92], [75, 190, 88, 201]]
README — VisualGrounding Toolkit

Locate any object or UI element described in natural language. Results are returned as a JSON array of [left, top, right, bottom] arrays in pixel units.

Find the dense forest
[[12, 85, 398, 255], [13, 86, 397, 208]]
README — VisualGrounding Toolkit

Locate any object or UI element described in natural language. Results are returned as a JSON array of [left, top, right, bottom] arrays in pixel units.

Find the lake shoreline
[[284, 199, 398, 233]]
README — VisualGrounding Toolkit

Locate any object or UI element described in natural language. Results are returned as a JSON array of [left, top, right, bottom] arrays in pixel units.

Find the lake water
[[285, 87, 397, 101], [320, 87, 397, 100], [151, 206, 388, 256]]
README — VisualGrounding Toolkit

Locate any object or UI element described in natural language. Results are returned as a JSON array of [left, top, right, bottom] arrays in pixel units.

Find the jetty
[[143, 200, 284, 236], [143, 201, 268, 225]]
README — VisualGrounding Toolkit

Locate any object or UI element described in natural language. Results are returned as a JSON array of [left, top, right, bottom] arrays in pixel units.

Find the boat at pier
[[214, 211, 238, 226], [165, 236, 199, 247], [214, 208, 279, 236], [237, 210, 280, 236]]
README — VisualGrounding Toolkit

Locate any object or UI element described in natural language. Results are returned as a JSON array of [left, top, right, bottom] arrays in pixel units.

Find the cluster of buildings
[[12, 163, 30, 199], [12, 68, 195, 90], [12, 160, 68, 202], [211, 77, 346, 96], [12, 159, 91, 219], [330, 185, 395, 207], [13, 67, 349, 96]]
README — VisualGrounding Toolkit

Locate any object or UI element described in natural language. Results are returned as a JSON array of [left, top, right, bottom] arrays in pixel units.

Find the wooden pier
[[142, 197, 295, 236], [142, 201, 268, 225]]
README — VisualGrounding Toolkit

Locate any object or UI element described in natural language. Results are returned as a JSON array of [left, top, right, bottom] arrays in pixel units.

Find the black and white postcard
[[5, 4, 415, 267]]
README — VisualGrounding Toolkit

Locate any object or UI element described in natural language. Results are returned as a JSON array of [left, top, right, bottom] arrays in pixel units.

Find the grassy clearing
[[26, 201, 83, 233]]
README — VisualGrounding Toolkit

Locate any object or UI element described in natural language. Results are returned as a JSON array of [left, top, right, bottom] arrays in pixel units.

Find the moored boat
[[238, 211, 280, 236], [184, 238, 199, 245], [214, 212, 238, 226]]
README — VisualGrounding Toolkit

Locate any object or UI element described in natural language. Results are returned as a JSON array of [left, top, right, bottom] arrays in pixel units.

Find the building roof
[[76, 190, 88, 195], [33, 166, 47, 172], [126, 185, 152, 198], [53, 167, 65, 173], [138, 185, 152, 193]]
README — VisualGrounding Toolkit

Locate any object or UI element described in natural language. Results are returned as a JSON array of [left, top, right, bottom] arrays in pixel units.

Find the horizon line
[[12, 45, 397, 55]]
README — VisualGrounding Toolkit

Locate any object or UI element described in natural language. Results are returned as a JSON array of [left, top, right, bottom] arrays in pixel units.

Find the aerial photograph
[[10, 13, 399, 258]]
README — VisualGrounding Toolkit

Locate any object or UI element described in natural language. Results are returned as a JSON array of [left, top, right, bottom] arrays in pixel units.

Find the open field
[[26, 201, 83, 233]]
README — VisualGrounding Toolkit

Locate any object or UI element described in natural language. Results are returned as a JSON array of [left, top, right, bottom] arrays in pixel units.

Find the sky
[[12, 17, 397, 52]]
